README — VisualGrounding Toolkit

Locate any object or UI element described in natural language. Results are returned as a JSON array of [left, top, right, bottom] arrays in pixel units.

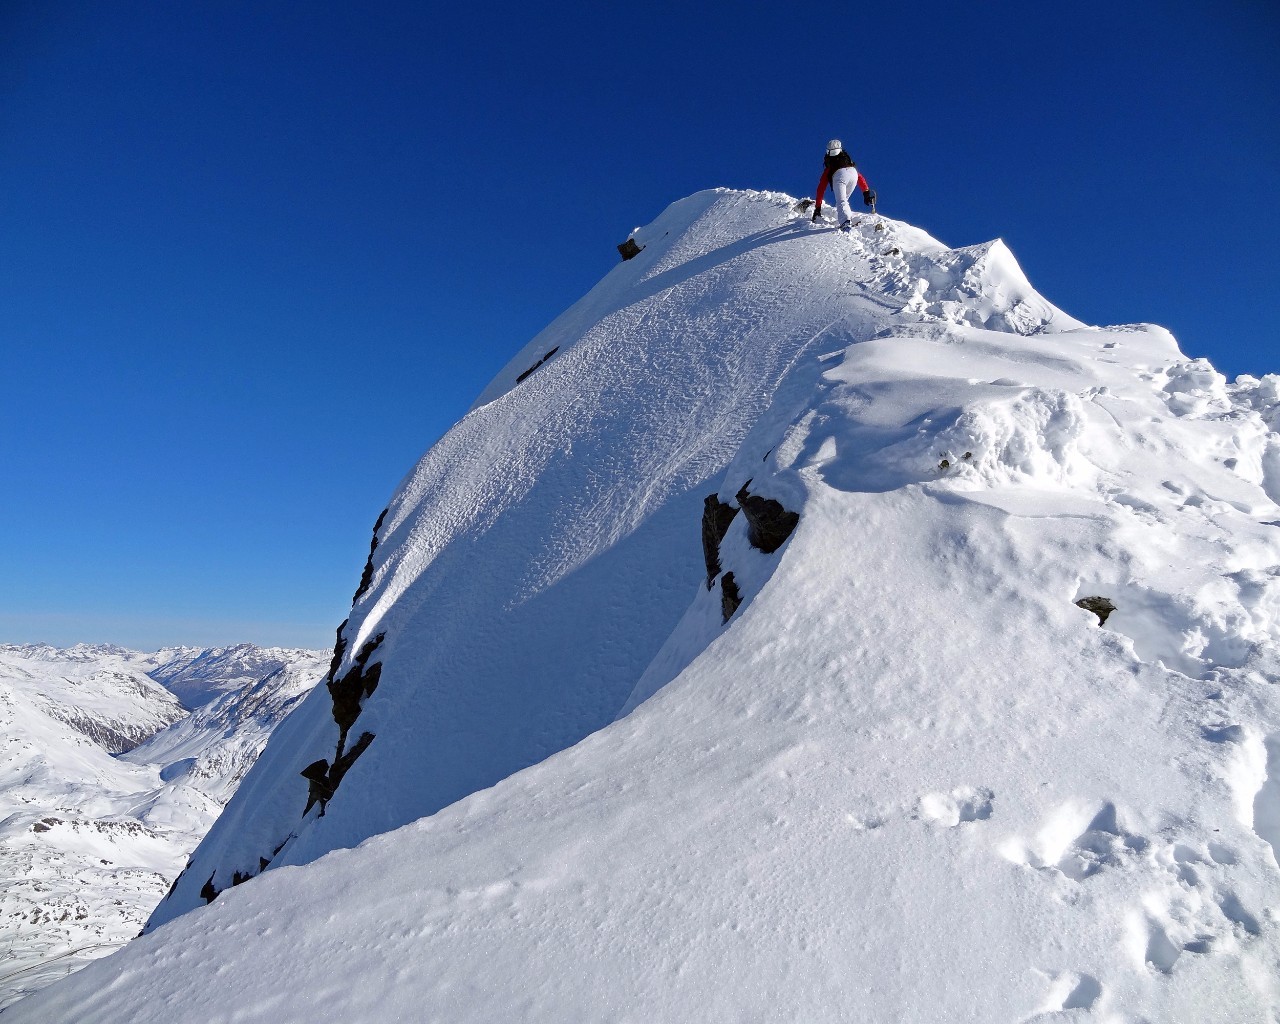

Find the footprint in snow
[[918, 786, 994, 827], [998, 801, 1146, 880], [1023, 970, 1102, 1020]]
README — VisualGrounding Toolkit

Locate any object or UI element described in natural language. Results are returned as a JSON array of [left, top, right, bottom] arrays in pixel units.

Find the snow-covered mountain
[[0, 644, 324, 1009], [123, 654, 329, 804], [11, 190, 1280, 1022], [0, 645, 187, 753], [141, 643, 326, 709]]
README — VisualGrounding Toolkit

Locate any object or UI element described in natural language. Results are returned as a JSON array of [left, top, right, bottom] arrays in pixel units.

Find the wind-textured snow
[[12, 189, 1280, 1022], [0, 645, 324, 1009]]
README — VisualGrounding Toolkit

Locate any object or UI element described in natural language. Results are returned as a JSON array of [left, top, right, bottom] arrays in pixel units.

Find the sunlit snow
[[11, 190, 1280, 1022]]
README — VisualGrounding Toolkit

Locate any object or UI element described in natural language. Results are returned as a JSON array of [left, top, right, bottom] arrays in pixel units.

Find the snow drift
[[12, 189, 1280, 1022]]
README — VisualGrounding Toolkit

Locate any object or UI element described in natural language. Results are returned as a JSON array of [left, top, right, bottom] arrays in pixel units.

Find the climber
[[812, 139, 876, 229]]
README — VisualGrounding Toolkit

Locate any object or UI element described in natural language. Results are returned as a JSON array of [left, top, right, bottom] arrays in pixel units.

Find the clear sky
[[2, 0, 1277, 651]]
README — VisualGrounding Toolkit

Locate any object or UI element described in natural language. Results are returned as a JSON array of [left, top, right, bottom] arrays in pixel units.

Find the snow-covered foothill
[[12, 189, 1280, 1022]]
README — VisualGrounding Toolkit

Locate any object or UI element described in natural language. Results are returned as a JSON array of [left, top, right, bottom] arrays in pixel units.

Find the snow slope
[[15, 189, 1280, 1022], [0, 645, 323, 1009]]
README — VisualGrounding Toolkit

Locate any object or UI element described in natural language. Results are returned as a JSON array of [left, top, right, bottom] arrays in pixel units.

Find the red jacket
[[815, 151, 869, 210]]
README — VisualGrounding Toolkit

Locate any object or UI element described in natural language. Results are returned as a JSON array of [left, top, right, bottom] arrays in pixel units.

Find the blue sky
[[2, 0, 1277, 650]]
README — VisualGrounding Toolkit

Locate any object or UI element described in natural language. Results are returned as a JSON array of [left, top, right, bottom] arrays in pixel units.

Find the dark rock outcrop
[[352, 507, 389, 604], [300, 758, 334, 816], [516, 346, 560, 384], [200, 873, 218, 905], [326, 620, 349, 686], [327, 633, 386, 745], [1076, 596, 1116, 626], [298, 627, 386, 819], [721, 572, 742, 623], [701, 495, 739, 590], [735, 481, 799, 554], [299, 730, 375, 818]]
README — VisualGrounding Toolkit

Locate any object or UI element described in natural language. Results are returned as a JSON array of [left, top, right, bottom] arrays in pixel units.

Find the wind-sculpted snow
[[23, 189, 1280, 1022], [150, 190, 1085, 920]]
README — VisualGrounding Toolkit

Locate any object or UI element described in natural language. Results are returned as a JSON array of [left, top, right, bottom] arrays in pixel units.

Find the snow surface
[[0, 645, 323, 1009], [12, 189, 1280, 1022]]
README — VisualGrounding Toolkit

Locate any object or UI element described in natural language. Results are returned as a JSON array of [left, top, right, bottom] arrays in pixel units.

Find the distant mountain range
[[0, 642, 325, 1009]]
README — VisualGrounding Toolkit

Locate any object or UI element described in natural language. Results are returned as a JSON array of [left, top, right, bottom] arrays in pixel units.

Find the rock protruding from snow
[[700, 494, 738, 589], [734, 480, 800, 554]]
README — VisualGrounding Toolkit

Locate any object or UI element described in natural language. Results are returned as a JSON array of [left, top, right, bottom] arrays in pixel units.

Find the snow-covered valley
[[7, 189, 1280, 1021], [0, 644, 325, 1008]]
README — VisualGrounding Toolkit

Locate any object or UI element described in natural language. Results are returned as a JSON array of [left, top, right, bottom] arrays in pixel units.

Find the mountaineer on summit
[[812, 139, 876, 229]]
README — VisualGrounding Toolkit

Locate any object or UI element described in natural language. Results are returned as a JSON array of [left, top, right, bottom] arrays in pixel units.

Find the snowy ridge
[[15, 189, 1280, 1022], [148, 189, 1054, 921]]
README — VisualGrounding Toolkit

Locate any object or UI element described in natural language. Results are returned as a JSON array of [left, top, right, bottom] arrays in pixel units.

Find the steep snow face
[[0, 645, 323, 1009], [30, 189, 1280, 1023]]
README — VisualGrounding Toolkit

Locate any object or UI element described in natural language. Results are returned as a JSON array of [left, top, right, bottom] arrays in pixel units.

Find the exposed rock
[[735, 480, 799, 554], [617, 238, 643, 260], [721, 572, 742, 623], [300, 759, 334, 816], [352, 507, 389, 605], [326, 632, 386, 752], [516, 346, 560, 384], [199, 874, 218, 905], [300, 734, 374, 818], [303, 629, 386, 818], [326, 620, 349, 685], [701, 495, 739, 590], [331, 731, 374, 790], [1076, 596, 1117, 626]]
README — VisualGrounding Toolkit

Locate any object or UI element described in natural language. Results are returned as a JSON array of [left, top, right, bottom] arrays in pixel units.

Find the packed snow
[[0, 644, 324, 1009], [10, 190, 1280, 1022]]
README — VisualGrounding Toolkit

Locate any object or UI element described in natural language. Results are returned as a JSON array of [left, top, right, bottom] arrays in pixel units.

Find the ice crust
[[15, 189, 1280, 1022]]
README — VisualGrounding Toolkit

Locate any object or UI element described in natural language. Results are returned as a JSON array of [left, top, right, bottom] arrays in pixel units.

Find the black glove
[[812, 208, 822, 222], [863, 189, 877, 208]]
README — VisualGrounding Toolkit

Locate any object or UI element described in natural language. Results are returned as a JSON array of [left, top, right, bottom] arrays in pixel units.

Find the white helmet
[[826, 139, 843, 155]]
